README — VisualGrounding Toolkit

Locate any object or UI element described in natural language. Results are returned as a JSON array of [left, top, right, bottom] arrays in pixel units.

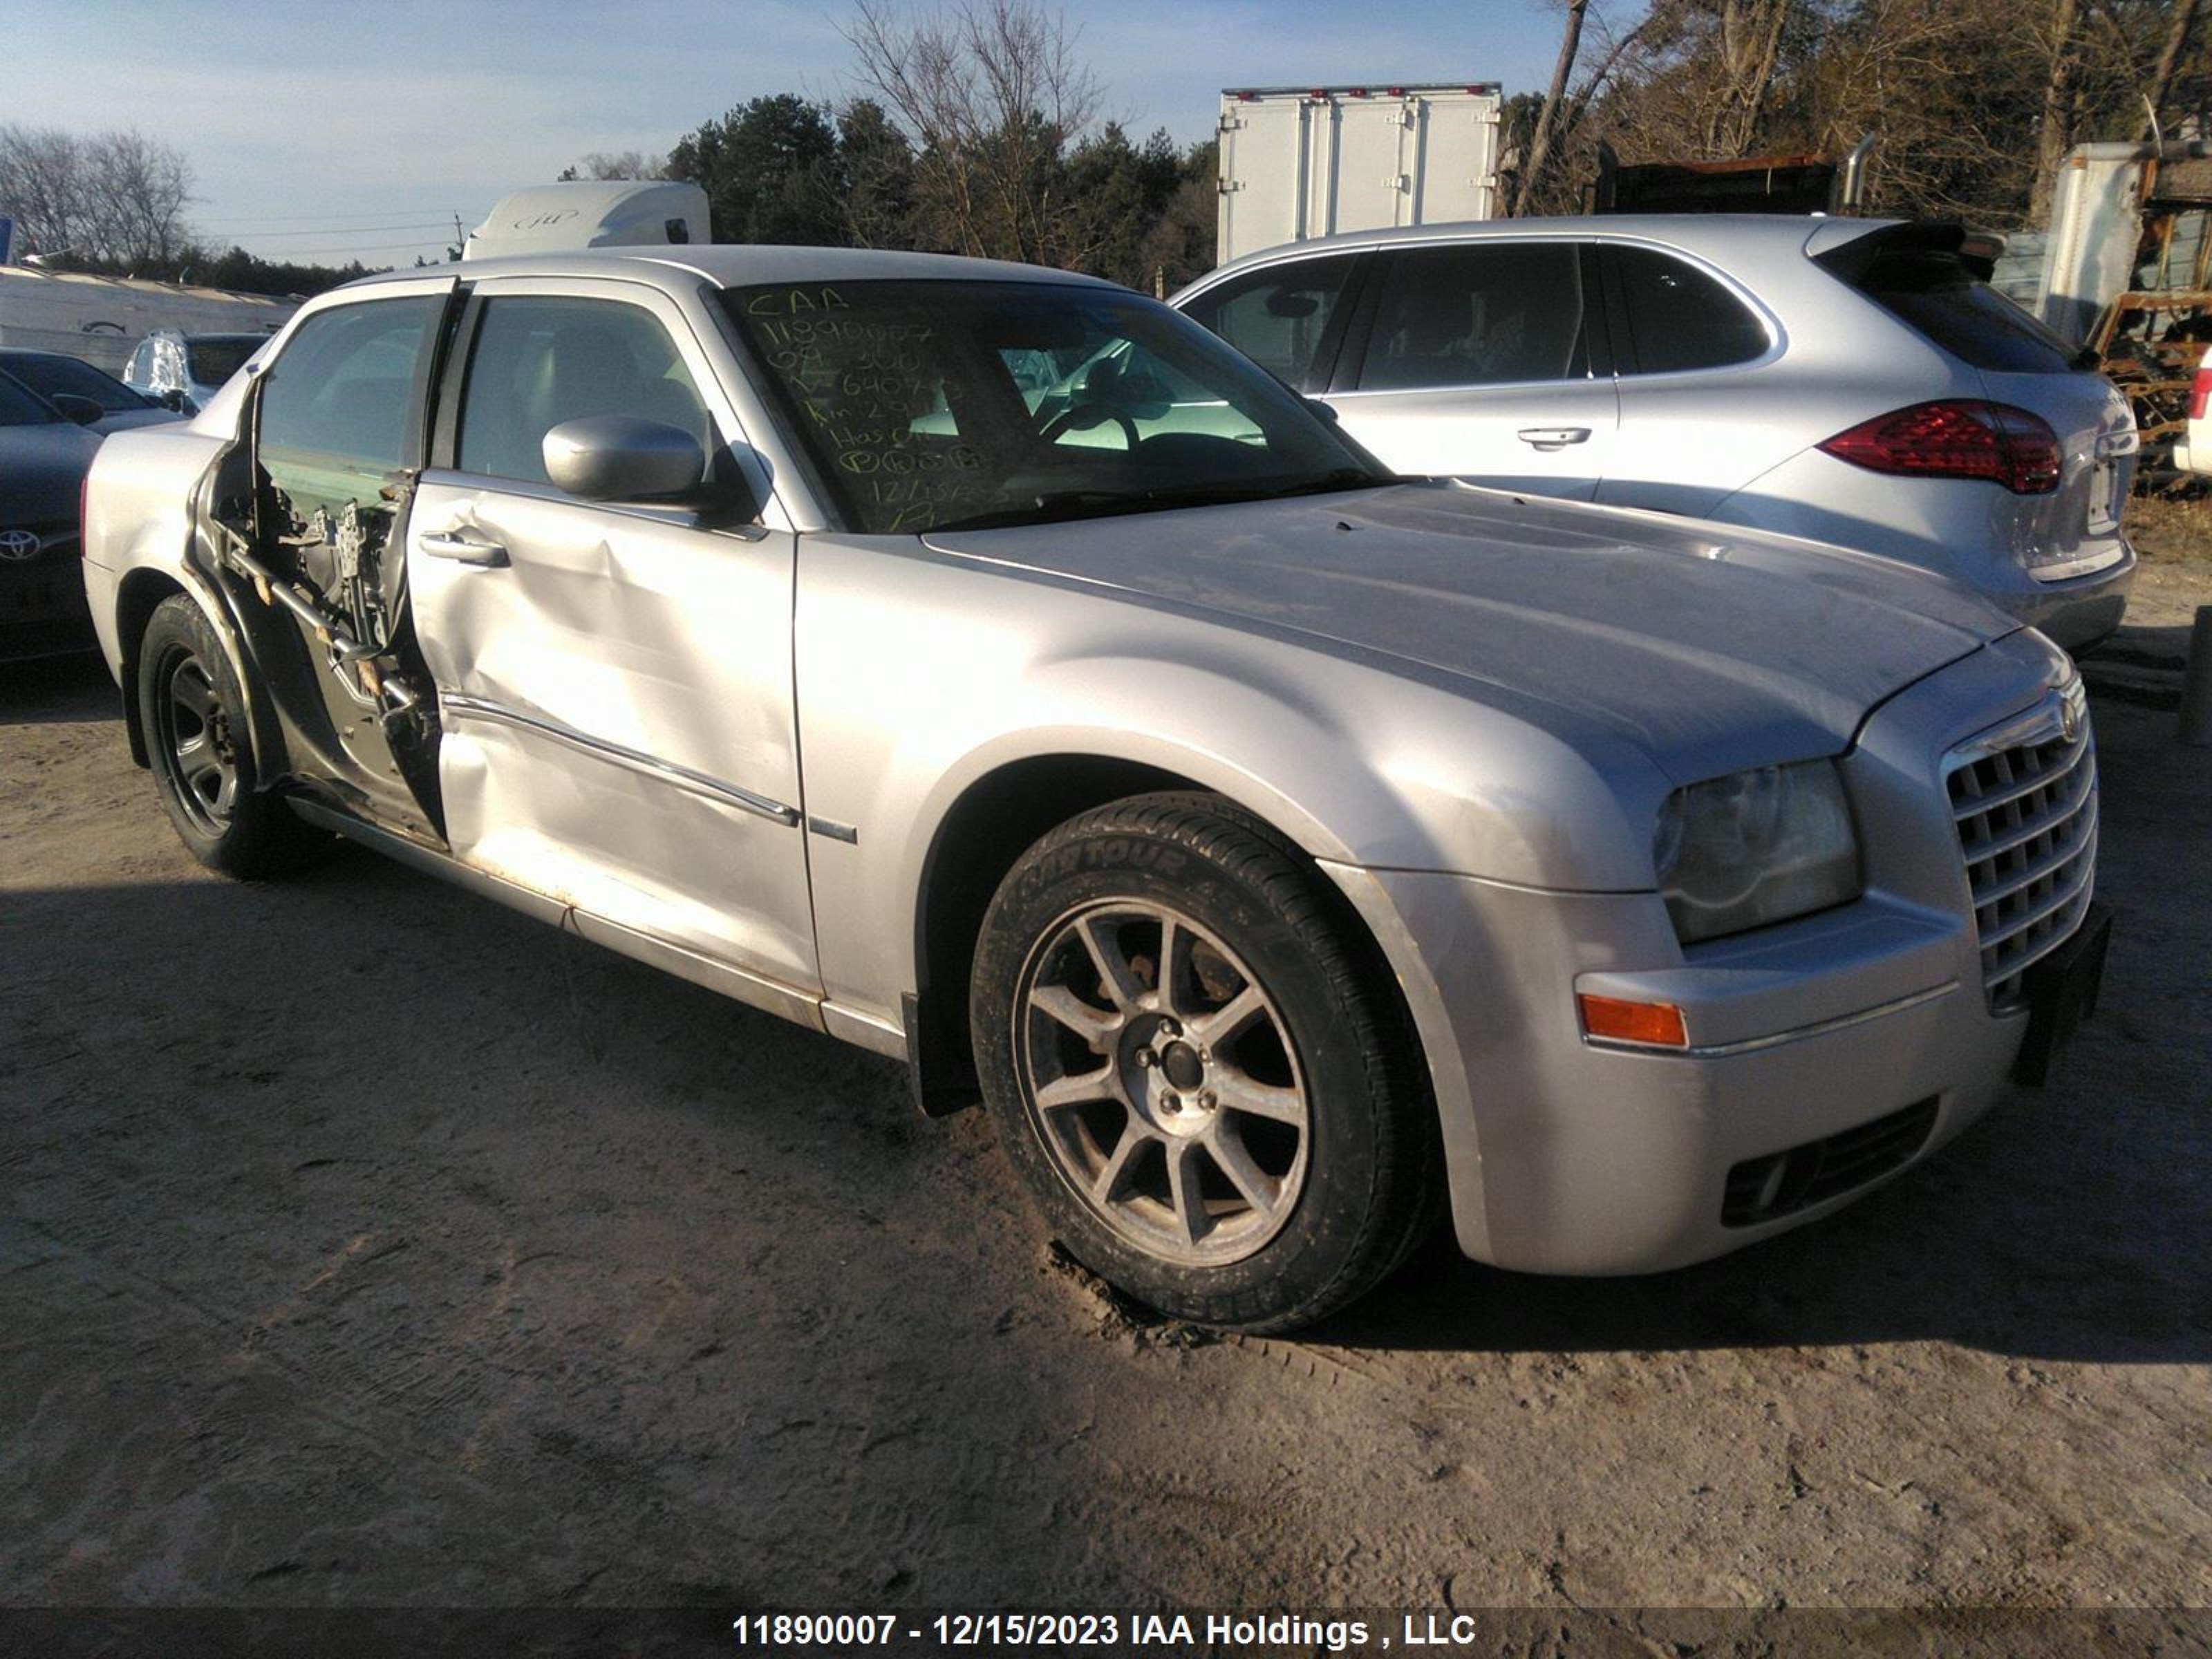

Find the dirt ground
[[2118, 492, 2212, 639], [3, 560, 2209, 1633]]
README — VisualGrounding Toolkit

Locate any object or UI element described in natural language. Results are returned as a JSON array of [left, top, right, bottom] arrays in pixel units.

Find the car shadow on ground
[[10, 851, 2205, 1374], [1319, 1179, 2209, 1367], [0, 651, 118, 725], [1315, 1035, 2210, 1364]]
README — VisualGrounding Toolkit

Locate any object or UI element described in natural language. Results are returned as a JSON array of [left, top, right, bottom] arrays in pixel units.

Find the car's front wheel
[[138, 594, 327, 877], [972, 793, 1438, 1333]]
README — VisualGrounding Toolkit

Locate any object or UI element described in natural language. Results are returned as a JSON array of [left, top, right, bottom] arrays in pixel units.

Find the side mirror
[[50, 393, 104, 426], [1305, 397, 1341, 425], [543, 415, 707, 503], [157, 387, 189, 413]]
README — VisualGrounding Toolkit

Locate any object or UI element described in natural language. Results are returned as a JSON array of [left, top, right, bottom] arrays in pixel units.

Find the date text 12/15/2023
[[728, 1612, 1541, 1651]]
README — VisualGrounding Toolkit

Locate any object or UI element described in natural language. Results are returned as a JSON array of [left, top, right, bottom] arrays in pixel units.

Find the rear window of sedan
[[187, 337, 263, 386], [3, 354, 152, 411], [0, 372, 62, 425], [1844, 249, 2076, 375]]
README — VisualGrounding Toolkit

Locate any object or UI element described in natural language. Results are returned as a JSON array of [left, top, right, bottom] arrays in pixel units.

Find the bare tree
[[1707, 0, 1796, 155], [2029, 0, 2085, 222], [0, 124, 194, 265], [559, 149, 668, 180], [0, 125, 89, 258], [91, 129, 193, 264], [1528, 0, 2191, 227], [2139, 0, 2202, 135], [841, 0, 1103, 265], [1515, 0, 1592, 214]]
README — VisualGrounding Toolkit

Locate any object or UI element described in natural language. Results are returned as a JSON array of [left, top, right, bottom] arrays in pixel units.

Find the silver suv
[[1173, 216, 2138, 650], [82, 247, 2108, 1331]]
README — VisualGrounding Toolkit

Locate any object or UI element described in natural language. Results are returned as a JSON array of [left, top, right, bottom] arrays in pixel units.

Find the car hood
[[0, 422, 102, 526], [922, 480, 2017, 783]]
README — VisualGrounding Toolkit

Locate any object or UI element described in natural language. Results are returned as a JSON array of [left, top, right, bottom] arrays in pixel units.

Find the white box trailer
[[1215, 84, 1503, 265], [0, 265, 296, 376]]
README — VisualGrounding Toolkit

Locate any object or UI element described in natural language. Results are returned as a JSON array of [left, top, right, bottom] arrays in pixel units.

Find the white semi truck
[[462, 180, 711, 261], [1214, 84, 1503, 265]]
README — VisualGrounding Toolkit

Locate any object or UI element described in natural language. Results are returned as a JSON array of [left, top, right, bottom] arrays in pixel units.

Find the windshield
[[720, 280, 1387, 534], [2, 353, 149, 411], [187, 337, 263, 387], [0, 371, 62, 427]]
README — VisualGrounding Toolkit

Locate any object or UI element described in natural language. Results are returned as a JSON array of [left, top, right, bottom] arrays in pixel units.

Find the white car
[[2175, 361, 2211, 475]]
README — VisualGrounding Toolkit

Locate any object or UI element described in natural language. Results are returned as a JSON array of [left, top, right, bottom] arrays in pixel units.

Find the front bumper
[[1325, 629, 2081, 1276]]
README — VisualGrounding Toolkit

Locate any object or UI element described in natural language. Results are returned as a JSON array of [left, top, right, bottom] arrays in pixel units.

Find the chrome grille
[[1945, 680, 2097, 1010]]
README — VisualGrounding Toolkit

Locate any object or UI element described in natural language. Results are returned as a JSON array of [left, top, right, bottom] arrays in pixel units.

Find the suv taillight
[[2189, 366, 2211, 422], [1818, 400, 2062, 494]]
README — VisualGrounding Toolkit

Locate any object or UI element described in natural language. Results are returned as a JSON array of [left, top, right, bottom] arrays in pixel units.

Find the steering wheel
[[1038, 403, 1139, 449]]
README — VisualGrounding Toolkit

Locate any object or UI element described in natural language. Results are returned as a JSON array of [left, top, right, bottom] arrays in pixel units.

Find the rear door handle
[[1517, 427, 1591, 451], [420, 528, 509, 568]]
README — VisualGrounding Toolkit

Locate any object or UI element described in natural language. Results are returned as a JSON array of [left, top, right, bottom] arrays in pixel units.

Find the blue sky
[[4, 0, 1567, 267]]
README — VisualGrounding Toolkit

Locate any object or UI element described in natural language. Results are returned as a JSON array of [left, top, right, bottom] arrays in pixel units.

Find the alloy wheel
[[1015, 900, 1311, 1266]]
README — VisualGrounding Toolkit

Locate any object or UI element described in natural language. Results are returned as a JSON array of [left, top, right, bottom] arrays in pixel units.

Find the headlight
[[1653, 760, 1861, 944]]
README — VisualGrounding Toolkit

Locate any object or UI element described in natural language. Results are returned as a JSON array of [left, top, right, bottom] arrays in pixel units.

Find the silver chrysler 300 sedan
[[1172, 216, 2138, 651], [81, 247, 2110, 1331]]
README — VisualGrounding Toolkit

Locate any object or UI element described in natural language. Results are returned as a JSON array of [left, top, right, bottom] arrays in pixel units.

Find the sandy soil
[[1, 648, 2206, 1625]]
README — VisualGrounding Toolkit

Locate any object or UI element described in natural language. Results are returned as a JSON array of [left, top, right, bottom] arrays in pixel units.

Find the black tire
[[138, 594, 327, 878], [972, 791, 1439, 1333]]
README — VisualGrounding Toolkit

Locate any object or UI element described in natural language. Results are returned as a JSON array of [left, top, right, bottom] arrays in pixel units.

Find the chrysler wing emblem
[[2060, 694, 2082, 744], [0, 529, 42, 561]]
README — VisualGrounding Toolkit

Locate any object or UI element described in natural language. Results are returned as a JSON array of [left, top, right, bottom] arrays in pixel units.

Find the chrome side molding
[[438, 693, 800, 826]]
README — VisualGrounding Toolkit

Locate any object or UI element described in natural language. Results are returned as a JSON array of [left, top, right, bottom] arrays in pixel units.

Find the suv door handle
[[1517, 427, 1592, 451], [420, 528, 509, 568]]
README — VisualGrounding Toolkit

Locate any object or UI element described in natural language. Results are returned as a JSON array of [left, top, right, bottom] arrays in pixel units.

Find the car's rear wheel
[[972, 792, 1438, 1333], [139, 594, 327, 877]]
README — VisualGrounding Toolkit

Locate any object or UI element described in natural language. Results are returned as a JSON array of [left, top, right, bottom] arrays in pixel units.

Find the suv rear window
[[1839, 247, 2074, 375], [1608, 246, 1770, 374]]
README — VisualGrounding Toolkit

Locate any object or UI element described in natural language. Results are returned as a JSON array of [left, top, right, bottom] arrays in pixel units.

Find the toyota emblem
[[0, 529, 43, 561]]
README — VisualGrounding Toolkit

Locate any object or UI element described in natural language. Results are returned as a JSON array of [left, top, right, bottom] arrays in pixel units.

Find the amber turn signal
[[1577, 993, 1689, 1048]]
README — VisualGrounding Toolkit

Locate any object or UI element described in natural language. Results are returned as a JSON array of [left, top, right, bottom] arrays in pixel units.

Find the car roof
[[339, 244, 1123, 297], [1194, 214, 1903, 283]]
